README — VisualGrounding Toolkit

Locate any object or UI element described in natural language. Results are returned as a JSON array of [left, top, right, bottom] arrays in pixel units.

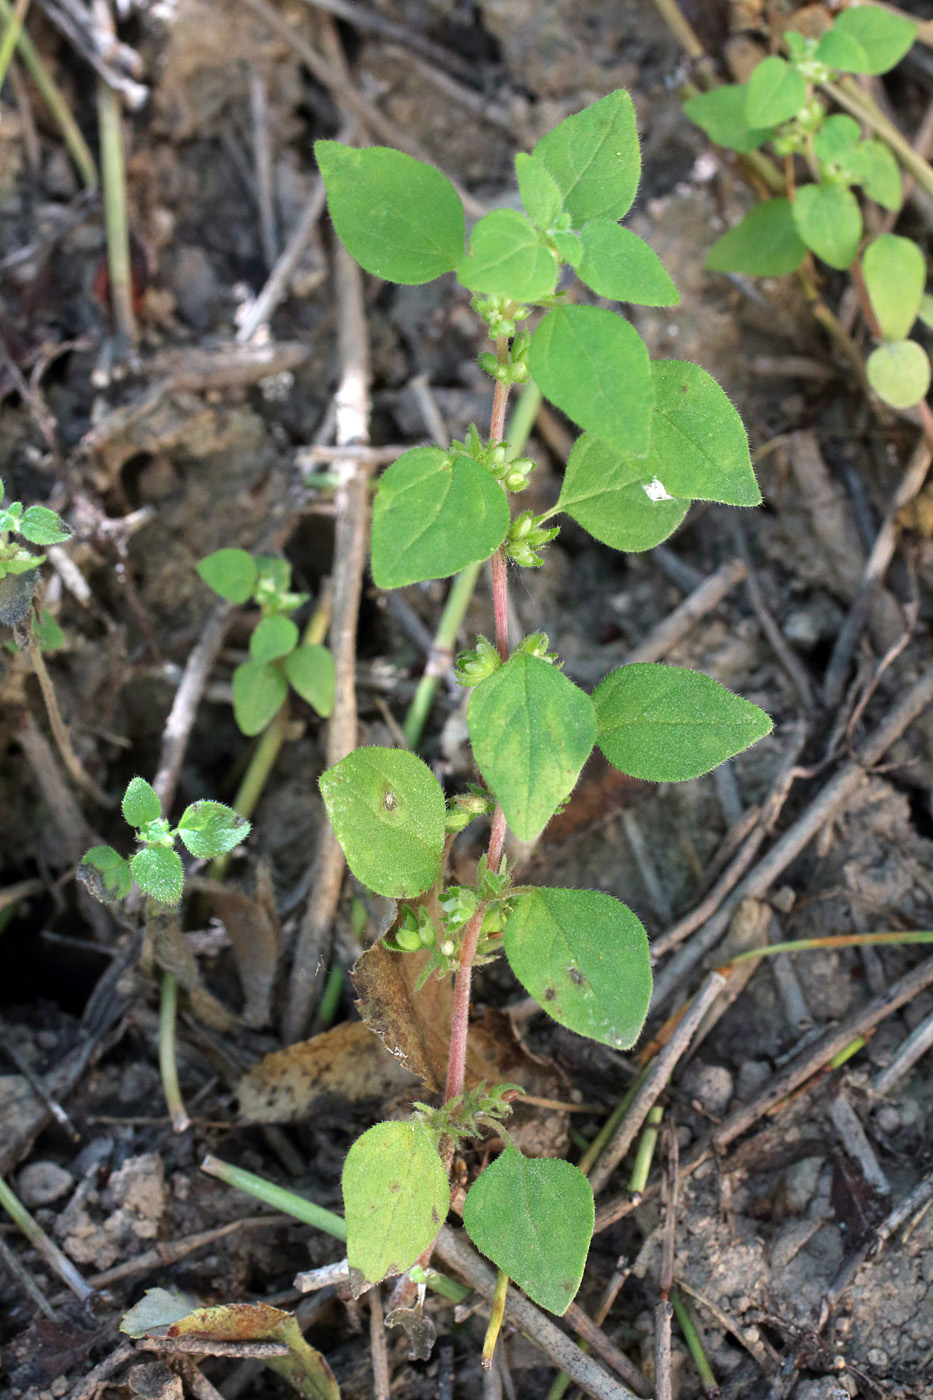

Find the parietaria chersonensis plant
[[0, 477, 71, 634], [314, 91, 773, 1315], [197, 548, 335, 735], [683, 5, 930, 410], [79, 776, 251, 905]]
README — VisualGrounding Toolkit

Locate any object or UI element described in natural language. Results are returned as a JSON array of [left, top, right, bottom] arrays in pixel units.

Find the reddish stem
[[443, 341, 513, 1105]]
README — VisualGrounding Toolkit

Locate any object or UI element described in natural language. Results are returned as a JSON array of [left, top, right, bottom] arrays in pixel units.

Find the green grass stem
[[159, 972, 191, 1133]]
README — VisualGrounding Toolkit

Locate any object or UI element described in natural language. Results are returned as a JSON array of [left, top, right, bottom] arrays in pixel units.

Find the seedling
[[197, 548, 335, 735], [0, 477, 71, 627], [683, 5, 930, 411], [314, 92, 772, 1327], [80, 776, 251, 905]]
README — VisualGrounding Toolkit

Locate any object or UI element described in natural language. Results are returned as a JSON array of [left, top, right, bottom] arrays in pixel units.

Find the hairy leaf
[[504, 887, 652, 1049], [320, 747, 446, 897], [285, 644, 335, 717], [459, 209, 559, 300], [683, 84, 772, 152], [197, 548, 257, 604], [532, 90, 640, 225], [576, 222, 679, 306], [792, 182, 861, 270], [557, 433, 689, 553], [343, 1121, 448, 1293], [130, 847, 184, 905], [250, 615, 299, 664], [371, 448, 510, 588], [122, 776, 161, 827], [176, 801, 251, 859], [468, 654, 595, 841], [515, 152, 563, 228], [463, 1147, 594, 1314], [19, 506, 71, 546], [233, 660, 288, 736], [316, 141, 464, 284], [593, 663, 773, 781], [745, 57, 806, 127], [706, 199, 807, 276], [78, 845, 133, 904], [528, 305, 653, 457]]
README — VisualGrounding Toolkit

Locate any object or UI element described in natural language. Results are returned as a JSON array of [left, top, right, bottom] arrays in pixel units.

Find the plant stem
[[670, 1290, 718, 1397], [0, 1175, 94, 1302], [27, 634, 110, 805], [202, 1154, 347, 1239], [628, 1105, 664, 1195], [96, 60, 137, 352], [0, 0, 97, 189], [443, 344, 514, 1106], [0, 0, 31, 93], [825, 77, 933, 204], [159, 972, 191, 1133]]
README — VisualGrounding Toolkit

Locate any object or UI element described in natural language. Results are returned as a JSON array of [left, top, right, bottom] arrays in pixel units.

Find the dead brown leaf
[[208, 866, 282, 1028]]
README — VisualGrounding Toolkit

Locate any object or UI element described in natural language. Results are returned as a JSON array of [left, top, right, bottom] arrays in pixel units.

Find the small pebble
[[681, 1061, 733, 1116], [16, 1161, 73, 1208]]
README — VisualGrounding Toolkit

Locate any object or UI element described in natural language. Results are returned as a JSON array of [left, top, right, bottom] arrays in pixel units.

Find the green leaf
[[813, 114, 861, 167], [862, 234, 925, 341], [850, 140, 901, 210], [866, 340, 931, 409], [816, 26, 870, 73], [917, 292, 933, 331], [528, 306, 653, 457], [33, 610, 65, 651], [78, 845, 133, 904], [532, 90, 640, 226], [254, 554, 293, 598], [18, 505, 71, 546], [197, 549, 257, 604], [557, 432, 688, 553], [122, 776, 161, 827], [315, 141, 465, 285], [683, 84, 773, 153], [458, 208, 559, 301], [343, 1121, 449, 1292], [250, 614, 299, 664], [791, 182, 861, 270], [706, 199, 807, 276], [285, 644, 335, 717], [745, 57, 806, 127], [233, 660, 288, 736], [515, 152, 563, 228], [371, 447, 510, 588], [320, 747, 446, 897], [130, 847, 184, 905], [575, 222, 679, 306], [593, 663, 773, 781], [463, 1147, 594, 1315], [830, 5, 916, 74], [647, 360, 759, 505], [176, 801, 251, 859], [503, 888, 652, 1050], [552, 229, 583, 269], [468, 654, 596, 842]]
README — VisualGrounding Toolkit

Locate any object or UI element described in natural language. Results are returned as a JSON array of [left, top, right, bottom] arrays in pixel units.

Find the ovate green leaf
[[250, 614, 299, 664], [320, 747, 446, 897], [641, 360, 759, 506], [371, 448, 510, 588], [468, 654, 596, 841], [458, 208, 559, 301], [850, 140, 902, 211], [745, 57, 806, 127], [122, 776, 161, 827], [830, 5, 917, 74], [576, 222, 680, 306], [528, 306, 653, 457], [315, 141, 465, 285], [792, 182, 861, 270], [503, 887, 652, 1050], [176, 801, 251, 859], [197, 549, 257, 604], [813, 114, 861, 168], [532, 90, 640, 226], [233, 660, 288, 736], [343, 1121, 448, 1292], [557, 433, 689, 553], [19, 505, 71, 546], [463, 1148, 594, 1315], [866, 340, 931, 409], [593, 663, 773, 781], [515, 152, 563, 228], [862, 234, 925, 341], [683, 84, 772, 153], [816, 26, 869, 72], [285, 644, 335, 717], [130, 847, 184, 905], [706, 199, 807, 276]]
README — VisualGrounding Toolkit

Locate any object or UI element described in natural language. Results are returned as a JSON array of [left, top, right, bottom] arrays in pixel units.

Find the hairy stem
[[444, 341, 513, 1105], [159, 972, 191, 1134]]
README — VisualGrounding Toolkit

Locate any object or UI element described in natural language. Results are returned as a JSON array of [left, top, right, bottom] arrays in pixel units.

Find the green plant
[[314, 92, 772, 1322], [79, 776, 251, 905], [197, 548, 335, 735], [0, 477, 71, 625], [683, 5, 929, 412]]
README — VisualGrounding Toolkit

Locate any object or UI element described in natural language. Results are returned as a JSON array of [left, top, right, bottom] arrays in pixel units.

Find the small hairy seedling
[[197, 548, 335, 735], [684, 5, 929, 410], [80, 776, 251, 905], [314, 90, 773, 1324], [0, 476, 71, 628]]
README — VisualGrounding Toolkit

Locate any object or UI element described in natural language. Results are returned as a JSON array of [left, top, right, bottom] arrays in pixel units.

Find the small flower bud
[[454, 634, 501, 687]]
